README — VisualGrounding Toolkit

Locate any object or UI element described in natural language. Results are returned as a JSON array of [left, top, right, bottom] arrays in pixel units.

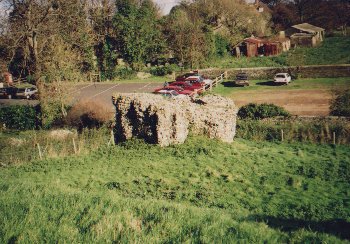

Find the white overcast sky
[[0, 1, 254, 16], [153, 0, 180, 14], [153, 0, 254, 15]]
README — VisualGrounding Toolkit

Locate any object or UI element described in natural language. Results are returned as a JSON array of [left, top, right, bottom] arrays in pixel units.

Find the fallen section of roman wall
[[112, 93, 237, 147]]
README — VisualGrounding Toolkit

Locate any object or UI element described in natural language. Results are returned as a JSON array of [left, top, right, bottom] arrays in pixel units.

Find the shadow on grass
[[256, 81, 280, 86], [222, 81, 248, 88], [248, 215, 350, 240]]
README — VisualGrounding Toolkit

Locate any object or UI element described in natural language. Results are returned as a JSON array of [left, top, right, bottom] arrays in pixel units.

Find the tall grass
[[0, 137, 349, 242], [237, 117, 350, 144], [1, 117, 349, 167], [0, 127, 110, 166]]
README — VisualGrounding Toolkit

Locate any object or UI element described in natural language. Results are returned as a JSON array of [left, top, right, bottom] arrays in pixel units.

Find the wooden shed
[[290, 33, 317, 47], [243, 37, 265, 57], [289, 23, 325, 47], [234, 35, 289, 57]]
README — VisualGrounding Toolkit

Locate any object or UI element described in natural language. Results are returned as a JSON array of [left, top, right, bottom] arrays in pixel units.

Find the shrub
[[0, 105, 41, 130], [66, 100, 114, 131], [214, 35, 230, 57], [116, 67, 136, 80], [330, 89, 350, 116], [150, 66, 173, 76], [238, 103, 290, 120]]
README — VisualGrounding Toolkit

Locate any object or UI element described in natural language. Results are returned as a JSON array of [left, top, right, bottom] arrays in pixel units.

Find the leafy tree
[[113, 0, 164, 70], [2, 0, 95, 80], [191, 0, 272, 46], [163, 8, 210, 68]]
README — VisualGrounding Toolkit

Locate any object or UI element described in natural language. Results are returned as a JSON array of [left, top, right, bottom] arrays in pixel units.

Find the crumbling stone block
[[112, 93, 237, 146]]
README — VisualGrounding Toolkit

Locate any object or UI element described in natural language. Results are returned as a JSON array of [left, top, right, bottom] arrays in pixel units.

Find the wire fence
[[0, 128, 114, 167], [2, 119, 349, 167]]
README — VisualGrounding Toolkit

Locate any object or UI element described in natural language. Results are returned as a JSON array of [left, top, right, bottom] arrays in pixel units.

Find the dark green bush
[[0, 105, 41, 130], [238, 103, 290, 119], [330, 89, 350, 117], [214, 35, 230, 57], [116, 67, 136, 79], [150, 66, 173, 76]]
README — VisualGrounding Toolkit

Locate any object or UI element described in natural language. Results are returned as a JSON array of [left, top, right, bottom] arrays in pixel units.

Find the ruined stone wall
[[112, 93, 237, 147]]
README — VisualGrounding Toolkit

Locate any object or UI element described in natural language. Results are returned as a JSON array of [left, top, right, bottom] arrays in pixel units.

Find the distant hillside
[[211, 37, 350, 68]]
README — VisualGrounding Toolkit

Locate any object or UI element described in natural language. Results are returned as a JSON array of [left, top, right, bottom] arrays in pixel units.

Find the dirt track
[[232, 89, 332, 116], [0, 83, 334, 116]]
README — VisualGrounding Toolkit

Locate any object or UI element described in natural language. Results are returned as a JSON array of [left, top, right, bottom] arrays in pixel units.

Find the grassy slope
[[297, 37, 350, 65], [0, 137, 349, 243], [209, 37, 350, 68], [213, 77, 350, 97]]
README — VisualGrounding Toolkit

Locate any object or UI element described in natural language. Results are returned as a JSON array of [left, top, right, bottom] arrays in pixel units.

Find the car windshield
[[275, 74, 286, 78], [17, 88, 26, 92]]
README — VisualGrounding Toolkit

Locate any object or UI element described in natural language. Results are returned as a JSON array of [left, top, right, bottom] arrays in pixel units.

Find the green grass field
[[213, 77, 350, 96], [1, 137, 349, 243]]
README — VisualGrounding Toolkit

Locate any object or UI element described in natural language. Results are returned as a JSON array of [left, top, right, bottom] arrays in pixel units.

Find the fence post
[[37, 143, 43, 160], [109, 130, 115, 146], [73, 138, 77, 154], [224, 71, 228, 79], [281, 129, 284, 142], [333, 132, 336, 145]]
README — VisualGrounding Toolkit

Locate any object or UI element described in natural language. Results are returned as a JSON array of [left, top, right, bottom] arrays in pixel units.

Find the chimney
[[279, 31, 286, 39]]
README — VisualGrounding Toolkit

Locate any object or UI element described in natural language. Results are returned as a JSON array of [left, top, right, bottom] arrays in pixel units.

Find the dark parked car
[[0, 87, 18, 99], [234, 72, 249, 86]]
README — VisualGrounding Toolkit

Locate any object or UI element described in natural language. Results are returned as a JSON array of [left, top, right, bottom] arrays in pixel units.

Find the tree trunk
[[27, 32, 39, 78]]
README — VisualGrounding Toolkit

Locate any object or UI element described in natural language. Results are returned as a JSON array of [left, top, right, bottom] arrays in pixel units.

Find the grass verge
[[0, 137, 349, 242], [214, 77, 350, 96]]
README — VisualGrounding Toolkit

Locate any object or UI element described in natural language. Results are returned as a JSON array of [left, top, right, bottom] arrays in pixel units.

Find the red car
[[175, 71, 199, 82], [169, 81, 204, 94], [153, 86, 195, 96]]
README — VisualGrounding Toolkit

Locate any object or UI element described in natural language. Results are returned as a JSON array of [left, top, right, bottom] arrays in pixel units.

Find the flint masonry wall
[[112, 93, 238, 147]]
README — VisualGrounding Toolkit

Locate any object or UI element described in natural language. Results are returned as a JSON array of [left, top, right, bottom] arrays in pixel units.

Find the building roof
[[244, 37, 265, 44], [292, 23, 325, 33], [255, 1, 272, 13], [290, 33, 315, 38]]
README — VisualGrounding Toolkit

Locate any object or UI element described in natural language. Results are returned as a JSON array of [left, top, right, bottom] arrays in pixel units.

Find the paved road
[[0, 82, 163, 110], [0, 82, 333, 116], [70, 82, 162, 110]]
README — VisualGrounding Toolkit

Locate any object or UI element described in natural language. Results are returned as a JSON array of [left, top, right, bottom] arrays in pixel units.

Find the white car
[[274, 73, 291, 84], [16, 86, 38, 99], [185, 75, 213, 87]]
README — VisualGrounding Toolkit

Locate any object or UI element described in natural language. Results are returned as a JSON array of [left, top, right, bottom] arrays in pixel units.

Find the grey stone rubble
[[112, 93, 238, 147]]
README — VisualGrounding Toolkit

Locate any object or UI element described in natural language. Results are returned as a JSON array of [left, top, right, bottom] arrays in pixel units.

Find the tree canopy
[[0, 0, 348, 81]]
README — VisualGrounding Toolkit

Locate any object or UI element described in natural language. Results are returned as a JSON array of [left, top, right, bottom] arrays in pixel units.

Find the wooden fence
[[193, 71, 228, 95]]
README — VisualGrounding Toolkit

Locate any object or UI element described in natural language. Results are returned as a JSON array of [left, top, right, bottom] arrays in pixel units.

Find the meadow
[[0, 136, 349, 243], [214, 77, 350, 96]]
